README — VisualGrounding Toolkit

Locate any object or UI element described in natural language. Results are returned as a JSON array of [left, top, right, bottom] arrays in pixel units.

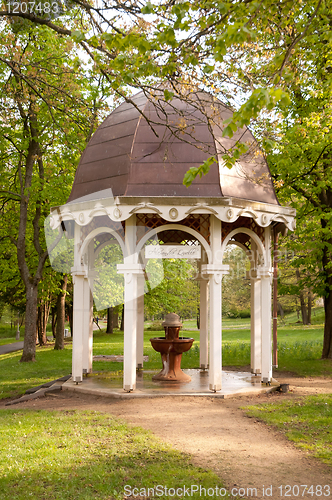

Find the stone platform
[[62, 369, 279, 399]]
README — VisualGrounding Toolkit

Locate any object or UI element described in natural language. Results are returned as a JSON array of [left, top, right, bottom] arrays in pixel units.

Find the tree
[[222, 247, 251, 318], [0, 1, 324, 163], [92, 243, 124, 312], [276, 242, 316, 325], [0, 22, 108, 361], [1, 0, 331, 358], [144, 258, 199, 320], [266, 17, 332, 357], [54, 274, 68, 350]]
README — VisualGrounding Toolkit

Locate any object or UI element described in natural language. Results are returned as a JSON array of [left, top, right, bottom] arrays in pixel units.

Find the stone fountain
[[150, 313, 194, 382]]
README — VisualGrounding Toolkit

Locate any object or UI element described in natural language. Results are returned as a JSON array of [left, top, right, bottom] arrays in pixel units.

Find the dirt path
[[1, 374, 331, 500]]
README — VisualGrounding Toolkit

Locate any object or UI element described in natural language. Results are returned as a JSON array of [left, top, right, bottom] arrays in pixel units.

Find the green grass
[[0, 338, 19, 346], [0, 409, 226, 499], [279, 308, 325, 326], [0, 325, 24, 343], [0, 345, 73, 399], [244, 395, 332, 466], [0, 314, 331, 401], [89, 324, 332, 377]]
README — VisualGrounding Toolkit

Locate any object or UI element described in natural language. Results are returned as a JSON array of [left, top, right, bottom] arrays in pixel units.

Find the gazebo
[[49, 87, 295, 392]]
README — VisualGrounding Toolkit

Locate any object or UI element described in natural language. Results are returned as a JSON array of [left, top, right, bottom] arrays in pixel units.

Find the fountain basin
[[150, 336, 194, 382], [150, 313, 194, 382], [150, 337, 194, 354]]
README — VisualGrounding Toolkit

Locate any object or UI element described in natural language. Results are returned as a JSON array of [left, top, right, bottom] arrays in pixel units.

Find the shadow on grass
[[0, 409, 224, 500]]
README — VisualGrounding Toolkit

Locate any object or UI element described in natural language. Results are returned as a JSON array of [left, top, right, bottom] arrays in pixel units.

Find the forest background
[[0, 0, 331, 362]]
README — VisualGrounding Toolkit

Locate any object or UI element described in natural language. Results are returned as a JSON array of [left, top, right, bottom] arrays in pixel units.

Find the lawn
[[0, 325, 24, 345], [0, 313, 331, 495], [244, 395, 332, 466], [0, 409, 226, 500], [0, 309, 331, 400]]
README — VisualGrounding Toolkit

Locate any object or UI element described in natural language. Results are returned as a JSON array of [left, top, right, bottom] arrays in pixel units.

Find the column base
[[73, 376, 83, 383], [124, 384, 136, 392], [209, 383, 221, 392], [200, 364, 208, 370], [137, 363, 143, 370], [251, 368, 261, 375]]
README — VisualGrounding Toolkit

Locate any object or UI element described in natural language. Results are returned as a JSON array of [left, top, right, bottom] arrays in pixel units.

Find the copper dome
[[67, 89, 278, 205]]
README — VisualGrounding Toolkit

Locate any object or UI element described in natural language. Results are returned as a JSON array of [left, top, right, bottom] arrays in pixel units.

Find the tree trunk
[[106, 306, 114, 334], [120, 305, 124, 331], [307, 291, 312, 325], [54, 276, 68, 350], [299, 291, 308, 325], [321, 215, 332, 359], [113, 311, 119, 329], [51, 306, 57, 338], [277, 302, 285, 319], [20, 284, 38, 362], [68, 304, 73, 337], [37, 302, 48, 346], [296, 269, 308, 325], [322, 292, 332, 359]]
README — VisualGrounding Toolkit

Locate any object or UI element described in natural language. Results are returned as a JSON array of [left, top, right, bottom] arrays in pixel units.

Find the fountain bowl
[[150, 313, 195, 382], [150, 337, 194, 354]]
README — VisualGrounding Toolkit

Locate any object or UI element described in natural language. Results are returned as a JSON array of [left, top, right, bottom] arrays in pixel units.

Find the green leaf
[[221, 154, 236, 169], [203, 64, 214, 74], [88, 35, 99, 48], [142, 1, 154, 14], [71, 30, 86, 43], [222, 125, 234, 138], [163, 89, 174, 101], [183, 168, 197, 187], [138, 39, 151, 54]]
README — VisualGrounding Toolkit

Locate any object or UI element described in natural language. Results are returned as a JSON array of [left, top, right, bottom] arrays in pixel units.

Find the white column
[[260, 270, 273, 383], [117, 215, 140, 392], [123, 270, 137, 391], [71, 222, 85, 383], [72, 272, 85, 383], [209, 271, 222, 391], [202, 215, 228, 392], [250, 272, 262, 374], [82, 243, 95, 374], [260, 226, 273, 383], [136, 273, 145, 369], [82, 276, 93, 374], [250, 241, 261, 374], [199, 277, 209, 369]]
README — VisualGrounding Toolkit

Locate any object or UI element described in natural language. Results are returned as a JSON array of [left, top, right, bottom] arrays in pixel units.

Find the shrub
[[147, 321, 164, 331], [227, 308, 251, 319], [238, 309, 251, 318]]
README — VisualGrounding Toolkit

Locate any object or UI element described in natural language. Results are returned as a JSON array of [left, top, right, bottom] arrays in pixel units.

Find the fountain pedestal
[[150, 313, 194, 382]]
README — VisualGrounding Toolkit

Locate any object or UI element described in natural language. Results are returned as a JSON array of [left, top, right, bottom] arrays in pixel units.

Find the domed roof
[[67, 88, 278, 205]]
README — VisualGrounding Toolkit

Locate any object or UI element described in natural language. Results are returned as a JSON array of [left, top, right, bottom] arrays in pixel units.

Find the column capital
[[201, 264, 229, 277], [71, 266, 87, 277], [117, 263, 145, 275], [87, 270, 98, 279], [256, 267, 272, 279], [195, 274, 210, 282], [201, 264, 229, 285], [248, 269, 261, 280]]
